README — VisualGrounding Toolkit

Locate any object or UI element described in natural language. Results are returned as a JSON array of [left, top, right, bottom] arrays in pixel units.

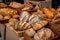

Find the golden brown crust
[[25, 28, 35, 37], [9, 2, 24, 9], [34, 28, 55, 40], [12, 15, 20, 18], [0, 3, 7, 8], [33, 20, 48, 30], [4, 16, 11, 20], [43, 8, 54, 19], [15, 21, 31, 31], [22, 2, 33, 11]]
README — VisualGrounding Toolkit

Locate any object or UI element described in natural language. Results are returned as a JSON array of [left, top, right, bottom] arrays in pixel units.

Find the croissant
[[14, 21, 31, 31], [33, 20, 48, 30], [25, 28, 35, 37], [20, 11, 30, 22], [28, 14, 43, 26], [34, 28, 55, 40]]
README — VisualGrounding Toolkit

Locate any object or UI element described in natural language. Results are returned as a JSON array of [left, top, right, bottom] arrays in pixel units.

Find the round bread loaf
[[34, 28, 55, 40]]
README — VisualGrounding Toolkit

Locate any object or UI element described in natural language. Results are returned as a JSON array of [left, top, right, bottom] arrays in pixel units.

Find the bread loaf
[[28, 14, 43, 26], [33, 20, 48, 30], [9, 2, 24, 9], [25, 28, 35, 37], [20, 11, 30, 22], [34, 28, 55, 40], [6, 18, 18, 27], [15, 21, 31, 31]]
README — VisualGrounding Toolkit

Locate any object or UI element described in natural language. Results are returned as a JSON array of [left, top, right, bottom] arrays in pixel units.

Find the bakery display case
[[0, 0, 60, 40]]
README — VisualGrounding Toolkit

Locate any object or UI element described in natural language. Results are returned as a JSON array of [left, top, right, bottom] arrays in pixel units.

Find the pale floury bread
[[34, 28, 55, 40], [28, 14, 43, 26], [15, 21, 31, 31], [20, 11, 30, 22], [6, 18, 18, 27]]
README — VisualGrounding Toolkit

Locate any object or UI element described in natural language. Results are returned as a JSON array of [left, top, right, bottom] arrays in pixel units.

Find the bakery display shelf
[[6, 26, 25, 40], [6, 26, 24, 37]]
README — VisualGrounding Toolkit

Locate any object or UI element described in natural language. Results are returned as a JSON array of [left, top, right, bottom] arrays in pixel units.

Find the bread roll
[[25, 28, 35, 37], [6, 18, 18, 27], [12, 15, 20, 18], [4, 15, 11, 20], [9, 2, 24, 9]]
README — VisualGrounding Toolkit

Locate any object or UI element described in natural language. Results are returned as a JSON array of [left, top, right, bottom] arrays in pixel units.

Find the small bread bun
[[6, 18, 18, 27], [4, 15, 11, 20], [25, 28, 35, 37], [12, 15, 20, 18]]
